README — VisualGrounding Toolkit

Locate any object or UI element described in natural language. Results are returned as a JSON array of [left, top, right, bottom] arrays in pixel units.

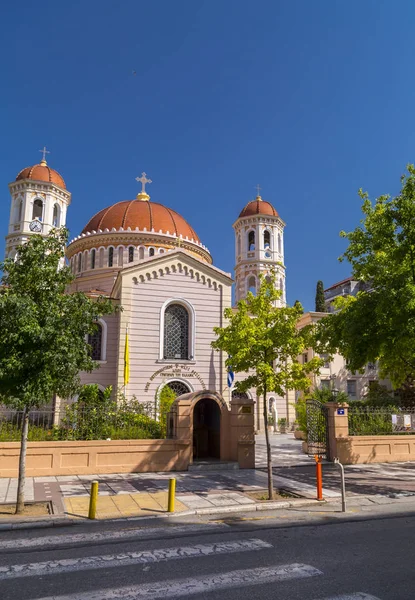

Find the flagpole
[[124, 325, 130, 398]]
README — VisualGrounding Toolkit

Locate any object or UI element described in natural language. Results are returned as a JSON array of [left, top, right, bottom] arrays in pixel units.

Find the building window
[[166, 380, 190, 397], [303, 353, 308, 364], [321, 380, 331, 389], [320, 353, 330, 368], [247, 275, 256, 296], [264, 230, 271, 248], [99, 247, 105, 268], [248, 231, 255, 251], [32, 199, 43, 221], [77, 253, 82, 273], [15, 199, 23, 223], [163, 303, 189, 360], [108, 247, 114, 267], [91, 249, 96, 270], [347, 380, 357, 398], [149, 247, 155, 257], [53, 204, 60, 227], [278, 233, 282, 254], [237, 235, 241, 255], [88, 324, 102, 361], [128, 246, 134, 263]]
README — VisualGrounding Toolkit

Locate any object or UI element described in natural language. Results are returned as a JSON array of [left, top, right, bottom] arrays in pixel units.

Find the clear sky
[[1, 0, 414, 310]]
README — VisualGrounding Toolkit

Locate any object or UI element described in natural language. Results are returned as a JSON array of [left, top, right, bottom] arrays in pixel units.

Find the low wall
[[0, 439, 192, 477], [336, 435, 415, 464]]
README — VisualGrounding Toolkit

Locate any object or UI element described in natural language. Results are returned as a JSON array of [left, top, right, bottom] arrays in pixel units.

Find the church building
[[6, 155, 295, 430]]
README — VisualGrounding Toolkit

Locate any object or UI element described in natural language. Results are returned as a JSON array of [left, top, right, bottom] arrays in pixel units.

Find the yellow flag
[[124, 329, 130, 386]]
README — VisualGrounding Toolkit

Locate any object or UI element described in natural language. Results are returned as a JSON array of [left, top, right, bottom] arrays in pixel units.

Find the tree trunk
[[263, 387, 273, 500], [15, 407, 29, 514]]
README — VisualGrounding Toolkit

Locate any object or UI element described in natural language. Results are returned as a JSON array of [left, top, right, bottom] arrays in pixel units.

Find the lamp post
[[332, 388, 339, 402]]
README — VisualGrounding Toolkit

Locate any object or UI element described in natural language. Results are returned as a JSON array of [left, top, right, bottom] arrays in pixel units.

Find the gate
[[306, 400, 330, 459]]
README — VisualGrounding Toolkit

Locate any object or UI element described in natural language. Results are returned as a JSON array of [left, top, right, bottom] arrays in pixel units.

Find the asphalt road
[[0, 513, 414, 600]]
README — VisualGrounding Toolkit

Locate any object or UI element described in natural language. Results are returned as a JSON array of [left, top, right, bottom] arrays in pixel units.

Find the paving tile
[[204, 494, 238, 507]]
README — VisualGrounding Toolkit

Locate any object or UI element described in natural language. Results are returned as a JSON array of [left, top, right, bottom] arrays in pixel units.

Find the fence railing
[[348, 407, 415, 436], [0, 402, 167, 442]]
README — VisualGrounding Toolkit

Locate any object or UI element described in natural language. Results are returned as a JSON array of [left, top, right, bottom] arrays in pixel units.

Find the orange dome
[[239, 196, 279, 218], [82, 199, 200, 242], [16, 162, 66, 189]]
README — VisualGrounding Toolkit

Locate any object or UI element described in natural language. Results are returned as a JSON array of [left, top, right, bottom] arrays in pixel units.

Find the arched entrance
[[193, 398, 221, 460]]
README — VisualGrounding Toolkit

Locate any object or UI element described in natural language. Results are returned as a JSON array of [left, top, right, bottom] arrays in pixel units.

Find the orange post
[[315, 455, 324, 501]]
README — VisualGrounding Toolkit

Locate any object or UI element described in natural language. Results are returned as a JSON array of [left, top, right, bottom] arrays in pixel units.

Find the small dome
[[82, 199, 200, 242], [16, 161, 66, 189], [239, 195, 279, 218]]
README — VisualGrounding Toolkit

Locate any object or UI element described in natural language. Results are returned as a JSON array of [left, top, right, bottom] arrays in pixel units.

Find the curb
[[0, 495, 342, 532]]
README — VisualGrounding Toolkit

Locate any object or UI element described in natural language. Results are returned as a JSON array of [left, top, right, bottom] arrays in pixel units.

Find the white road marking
[[316, 595, 381, 600], [0, 538, 271, 580], [33, 562, 322, 599], [0, 522, 229, 551]]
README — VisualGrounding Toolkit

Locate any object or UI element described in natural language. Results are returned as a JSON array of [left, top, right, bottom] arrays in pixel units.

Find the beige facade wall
[[115, 253, 233, 404], [336, 435, 415, 464], [0, 439, 191, 477]]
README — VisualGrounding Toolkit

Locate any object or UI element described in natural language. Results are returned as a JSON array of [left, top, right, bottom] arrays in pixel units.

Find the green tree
[[158, 385, 177, 437], [293, 300, 304, 313], [0, 230, 115, 513], [212, 271, 323, 499], [318, 165, 415, 389], [315, 281, 326, 312]]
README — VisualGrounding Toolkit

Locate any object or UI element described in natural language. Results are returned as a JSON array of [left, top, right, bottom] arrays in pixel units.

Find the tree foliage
[[0, 229, 116, 511], [318, 165, 415, 388], [212, 271, 322, 498], [315, 280, 326, 312]]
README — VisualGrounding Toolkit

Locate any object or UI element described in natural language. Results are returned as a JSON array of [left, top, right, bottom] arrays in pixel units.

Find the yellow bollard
[[88, 480, 99, 519], [168, 478, 176, 513]]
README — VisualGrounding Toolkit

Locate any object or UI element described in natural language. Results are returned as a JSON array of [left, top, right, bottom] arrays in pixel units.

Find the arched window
[[99, 247, 105, 268], [83, 251, 88, 271], [278, 233, 282, 254], [248, 231, 255, 251], [237, 235, 241, 255], [247, 275, 256, 296], [163, 303, 189, 360], [128, 246, 134, 263], [149, 247, 155, 257], [14, 199, 23, 223], [52, 204, 60, 227], [264, 230, 271, 248], [139, 247, 145, 260], [91, 249, 96, 269], [77, 253, 82, 273], [32, 199, 43, 221], [88, 323, 102, 361], [159, 249, 165, 254], [166, 380, 191, 397], [118, 247, 124, 266], [108, 247, 114, 267]]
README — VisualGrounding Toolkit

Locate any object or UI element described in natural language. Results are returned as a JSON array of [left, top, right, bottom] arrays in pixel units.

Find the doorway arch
[[193, 397, 221, 460]]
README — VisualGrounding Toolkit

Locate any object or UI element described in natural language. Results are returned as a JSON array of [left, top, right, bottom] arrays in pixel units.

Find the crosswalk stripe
[[316, 595, 381, 599], [33, 562, 322, 599], [0, 538, 272, 580], [0, 522, 230, 552]]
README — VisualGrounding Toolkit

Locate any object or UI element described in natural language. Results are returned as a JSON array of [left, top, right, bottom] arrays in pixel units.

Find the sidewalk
[[1, 434, 415, 523]]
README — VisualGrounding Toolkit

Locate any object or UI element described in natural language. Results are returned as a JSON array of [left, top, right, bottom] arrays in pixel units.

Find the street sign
[[337, 408, 345, 415]]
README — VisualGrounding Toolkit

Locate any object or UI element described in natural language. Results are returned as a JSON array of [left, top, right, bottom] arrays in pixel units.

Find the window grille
[[88, 324, 102, 361], [91, 249, 96, 269], [167, 381, 190, 397], [108, 247, 114, 267], [163, 304, 189, 360], [128, 246, 134, 262]]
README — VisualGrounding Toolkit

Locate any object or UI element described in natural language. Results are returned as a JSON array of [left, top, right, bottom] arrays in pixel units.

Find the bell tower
[[6, 149, 71, 259], [233, 191, 286, 306]]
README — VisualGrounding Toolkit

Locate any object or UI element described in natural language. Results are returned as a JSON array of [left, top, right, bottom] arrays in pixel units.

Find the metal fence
[[0, 402, 167, 442], [348, 407, 415, 436]]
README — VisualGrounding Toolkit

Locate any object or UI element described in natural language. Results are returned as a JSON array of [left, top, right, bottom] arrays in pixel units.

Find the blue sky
[[1, 0, 414, 310]]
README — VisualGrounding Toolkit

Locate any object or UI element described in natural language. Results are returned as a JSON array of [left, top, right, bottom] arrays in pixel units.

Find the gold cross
[[135, 172, 152, 194], [39, 146, 50, 162], [255, 184, 262, 196], [175, 237, 183, 247]]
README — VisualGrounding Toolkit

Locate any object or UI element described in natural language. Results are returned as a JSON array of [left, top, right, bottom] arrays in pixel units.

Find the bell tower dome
[[6, 148, 71, 259], [233, 190, 286, 305]]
